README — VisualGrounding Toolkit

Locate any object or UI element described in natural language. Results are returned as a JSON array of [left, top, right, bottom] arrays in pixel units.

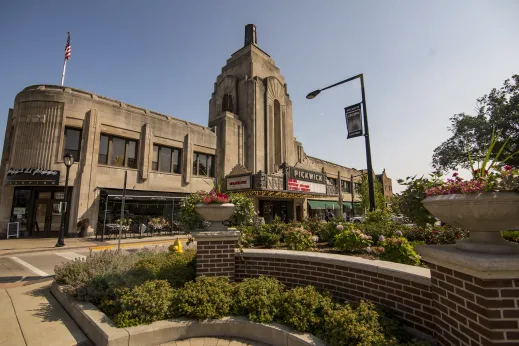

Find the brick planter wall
[[429, 262, 519, 346], [235, 250, 434, 338], [193, 230, 240, 280]]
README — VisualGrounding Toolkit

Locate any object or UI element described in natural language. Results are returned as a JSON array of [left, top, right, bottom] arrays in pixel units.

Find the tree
[[358, 175, 386, 211], [432, 75, 519, 172]]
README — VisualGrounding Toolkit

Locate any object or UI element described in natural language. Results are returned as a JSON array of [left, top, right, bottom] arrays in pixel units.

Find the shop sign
[[227, 175, 251, 190], [289, 167, 326, 184], [287, 178, 326, 194], [6, 168, 60, 186]]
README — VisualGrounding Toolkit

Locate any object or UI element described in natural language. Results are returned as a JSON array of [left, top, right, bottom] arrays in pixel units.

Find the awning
[[99, 188, 186, 201], [343, 202, 362, 209], [307, 200, 340, 210]]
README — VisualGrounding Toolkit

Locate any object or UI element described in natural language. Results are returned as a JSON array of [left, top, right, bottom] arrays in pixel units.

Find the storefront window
[[64, 127, 82, 162], [327, 177, 337, 186], [98, 134, 138, 168], [342, 180, 352, 193], [10, 188, 31, 234], [192, 152, 215, 177]]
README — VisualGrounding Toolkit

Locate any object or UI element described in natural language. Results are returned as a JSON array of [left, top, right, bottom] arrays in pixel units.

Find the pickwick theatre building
[[0, 25, 392, 238]]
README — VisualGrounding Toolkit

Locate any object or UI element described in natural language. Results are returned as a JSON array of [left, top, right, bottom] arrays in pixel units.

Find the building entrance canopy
[[307, 200, 340, 210], [99, 188, 185, 201]]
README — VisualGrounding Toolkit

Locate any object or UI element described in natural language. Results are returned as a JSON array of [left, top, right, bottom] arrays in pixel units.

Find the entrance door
[[33, 199, 62, 237]]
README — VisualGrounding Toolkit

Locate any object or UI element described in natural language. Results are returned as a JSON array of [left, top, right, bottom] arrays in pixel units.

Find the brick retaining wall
[[235, 250, 434, 337]]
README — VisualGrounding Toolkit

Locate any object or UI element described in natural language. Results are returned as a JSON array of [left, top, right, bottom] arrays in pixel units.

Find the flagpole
[[61, 59, 67, 86]]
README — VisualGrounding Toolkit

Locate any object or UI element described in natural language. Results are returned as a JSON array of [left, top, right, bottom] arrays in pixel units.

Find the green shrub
[[54, 250, 139, 298], [170, 276, 234, 319], [316, 219, 345, 244], [280, 286, 336, 334], [403, 225, 469, 245], [235, 276, 285, 323], [502, 231, 519, 243], [284, 228, 315, 251], [228, 193, 255, 226], [109, 280, 174, 328], [303, 218, 326, 236], [334, 228, 372, 252], [178, 192, 204, 231], [133, 249, 196, 288], [358, 210, 408, 245], [322, 301, 389, 346], [379, 237, 421, 266], [239, 222, 285, 248]]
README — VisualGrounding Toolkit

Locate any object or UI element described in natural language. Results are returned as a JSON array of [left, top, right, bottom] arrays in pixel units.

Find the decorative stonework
[[228, 164, 251, 177], [266, 175, 283, 191]]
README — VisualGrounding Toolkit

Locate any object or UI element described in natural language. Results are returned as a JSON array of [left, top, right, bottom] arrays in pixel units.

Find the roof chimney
[[244, 24, 257, 46]]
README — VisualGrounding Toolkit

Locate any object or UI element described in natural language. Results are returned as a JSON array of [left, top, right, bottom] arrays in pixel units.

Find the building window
[[342, 180, 352, 193], [327, 177, 337, 186], [98, 134, 138, 168], [152, 145, 182, 174], [192, 152, 215, 177], [354, 183, 361, 194], [64, 127, 82, 162]]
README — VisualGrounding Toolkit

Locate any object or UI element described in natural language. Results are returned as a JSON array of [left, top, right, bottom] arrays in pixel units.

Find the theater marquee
[[288, 167, 326, 194], [226, 175, 251, 191]]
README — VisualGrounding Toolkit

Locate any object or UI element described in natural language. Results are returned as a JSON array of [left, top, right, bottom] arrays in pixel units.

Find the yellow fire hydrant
[[169, 238, 183, 253]]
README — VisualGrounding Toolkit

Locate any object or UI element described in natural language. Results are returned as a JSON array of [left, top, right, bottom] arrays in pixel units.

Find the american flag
[[64, 32, 71, 60]]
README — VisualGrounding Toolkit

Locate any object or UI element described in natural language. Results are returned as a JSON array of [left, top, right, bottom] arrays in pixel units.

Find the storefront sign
[[345, 103, 363, 139], [289, 167, 326, 184], [6, 168, 60, 186], [227, 175, 251, 190], [287, 178, 326, 194]]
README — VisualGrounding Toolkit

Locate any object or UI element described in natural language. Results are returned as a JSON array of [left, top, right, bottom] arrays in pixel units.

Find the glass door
[[34, 200, 50, 236]]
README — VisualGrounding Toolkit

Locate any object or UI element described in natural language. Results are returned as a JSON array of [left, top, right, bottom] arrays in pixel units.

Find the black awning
[[99, 188, 186, 201]]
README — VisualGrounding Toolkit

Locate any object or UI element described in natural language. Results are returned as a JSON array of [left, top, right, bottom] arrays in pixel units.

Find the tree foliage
[[396, 175, 442, 228], [359, 175, 386, 211], [433, 75, 519, 172]]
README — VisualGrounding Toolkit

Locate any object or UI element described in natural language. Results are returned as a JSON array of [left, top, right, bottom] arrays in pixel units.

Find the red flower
[[504, 165, 513, 171], [452, 172, 458, 177], [473, 169, 479, 174]]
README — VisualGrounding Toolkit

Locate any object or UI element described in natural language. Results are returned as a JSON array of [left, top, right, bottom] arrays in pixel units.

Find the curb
[[90, 238, 188, 251]]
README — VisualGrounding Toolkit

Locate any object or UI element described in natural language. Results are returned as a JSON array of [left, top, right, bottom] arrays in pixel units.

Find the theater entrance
[[258, 199, 294, 223]]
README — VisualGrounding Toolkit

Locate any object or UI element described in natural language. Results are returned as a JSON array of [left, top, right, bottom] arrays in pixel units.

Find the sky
[[1, 0, 518, 192]]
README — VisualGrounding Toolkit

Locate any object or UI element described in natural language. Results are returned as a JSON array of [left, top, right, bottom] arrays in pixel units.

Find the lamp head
[[63, 152, 74, 167], [306, 89, 321, 99]]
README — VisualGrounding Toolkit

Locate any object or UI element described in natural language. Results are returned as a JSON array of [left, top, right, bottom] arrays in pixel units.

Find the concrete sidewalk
[[0, 235, 188, 257], [1, 279, 91, 346]]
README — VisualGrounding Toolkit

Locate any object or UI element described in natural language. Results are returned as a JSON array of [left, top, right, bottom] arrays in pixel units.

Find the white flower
[[366, 247, 372, 253], [336, 224, 344, 231], [395, 231, 403, 237], [379, 235, 385, 242]]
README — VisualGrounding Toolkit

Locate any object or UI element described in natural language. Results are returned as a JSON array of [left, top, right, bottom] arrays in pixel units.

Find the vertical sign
[[344, 103, 363, 139]]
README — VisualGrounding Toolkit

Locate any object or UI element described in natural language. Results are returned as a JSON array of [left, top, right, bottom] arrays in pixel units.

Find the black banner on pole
[[344, 103, 363, 139]]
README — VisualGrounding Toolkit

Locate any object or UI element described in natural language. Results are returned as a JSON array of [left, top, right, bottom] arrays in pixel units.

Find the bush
[[170, 276, 234, 319], [503, 231, 519, 243], [303, 218, 326, 236], [334, 228, 372, 252], [178, 192, 204, 231], [316, 219, 345, 245], [358, 210, 407, 245], [284, 228, 314, 251], [403, 225, 469, 245], [228, 193, 254, 226], [54, 250, 139, 299], [322, 301, 389, 346], [379, 237, 421, 266], [235, 276, 285, 323], [280, 286, 336, 334], [238, 221, 285, 248], [133, 249, 196, 288], [108, 280, 174, 327]]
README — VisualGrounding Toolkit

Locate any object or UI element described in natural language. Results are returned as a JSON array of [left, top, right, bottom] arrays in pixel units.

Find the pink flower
[[395, 231, 403, 237], [452, 172, 458, 177], [336, 224, 344, 231], [379, 235, 385, 242]]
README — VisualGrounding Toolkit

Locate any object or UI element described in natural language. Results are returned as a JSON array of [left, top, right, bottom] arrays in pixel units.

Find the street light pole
[[306, 73, 376, 211], [56, 153, 74, 247]]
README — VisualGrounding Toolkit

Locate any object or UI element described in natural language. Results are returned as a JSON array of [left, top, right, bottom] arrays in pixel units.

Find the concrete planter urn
[[195, 203, 235, 231], [422, 192, 519, 254]]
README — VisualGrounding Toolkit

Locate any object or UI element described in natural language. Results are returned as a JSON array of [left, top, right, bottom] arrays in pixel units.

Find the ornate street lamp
[[56, 152, 74, 247]]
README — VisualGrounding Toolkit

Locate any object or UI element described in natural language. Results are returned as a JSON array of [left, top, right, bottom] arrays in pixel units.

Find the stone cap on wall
[[241, 249, 431, 286], [417, 244, 519, 279]]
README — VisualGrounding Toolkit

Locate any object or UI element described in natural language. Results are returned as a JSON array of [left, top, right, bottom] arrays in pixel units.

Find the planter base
[[457, 231, 519, 254]]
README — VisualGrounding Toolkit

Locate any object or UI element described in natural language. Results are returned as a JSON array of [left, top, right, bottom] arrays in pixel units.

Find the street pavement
[[0, 240, 187, 288]]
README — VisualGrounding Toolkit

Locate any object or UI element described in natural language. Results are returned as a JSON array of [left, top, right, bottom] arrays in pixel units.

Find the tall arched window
[[274, 100, 282, 167], [222, 94, 233, 113]]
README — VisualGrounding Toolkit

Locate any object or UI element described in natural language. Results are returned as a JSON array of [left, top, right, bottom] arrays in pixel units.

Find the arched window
[[274, 100, 282, 166], [222, 94, 233, 113]]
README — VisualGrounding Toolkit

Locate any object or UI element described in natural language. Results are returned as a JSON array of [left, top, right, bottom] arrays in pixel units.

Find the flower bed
[[53, 249, 430, 346]]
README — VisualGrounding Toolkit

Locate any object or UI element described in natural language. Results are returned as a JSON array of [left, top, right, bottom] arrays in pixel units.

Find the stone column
[[193, 230, 240, 280], [417, 245, 519, 346]]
